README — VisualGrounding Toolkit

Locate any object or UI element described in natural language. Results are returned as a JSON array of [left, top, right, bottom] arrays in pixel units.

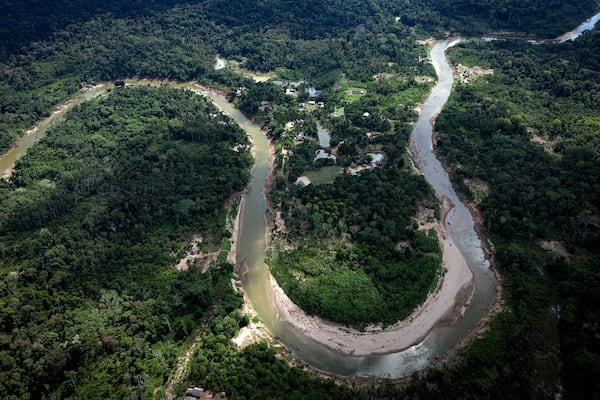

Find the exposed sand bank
[[230, 122, 476, 356], [262, 195, 474, 357], [195, 83, 478, 360]]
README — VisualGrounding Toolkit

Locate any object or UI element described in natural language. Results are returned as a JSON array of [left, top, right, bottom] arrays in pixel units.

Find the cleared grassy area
[[305, 166, 343, 184]]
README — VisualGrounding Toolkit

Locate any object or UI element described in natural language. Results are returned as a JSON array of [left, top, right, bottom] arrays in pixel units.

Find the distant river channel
[[0, 12, 598, 378]]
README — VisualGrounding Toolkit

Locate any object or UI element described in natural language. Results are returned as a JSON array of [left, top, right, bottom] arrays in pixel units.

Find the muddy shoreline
[[231, 120, 479, 360]]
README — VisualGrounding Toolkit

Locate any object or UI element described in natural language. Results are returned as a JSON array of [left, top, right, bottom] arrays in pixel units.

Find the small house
[[306, 87, 320, 97], [185, 386, 204, 398]]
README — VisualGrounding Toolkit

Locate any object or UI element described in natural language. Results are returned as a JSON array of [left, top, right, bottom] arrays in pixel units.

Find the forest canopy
[[0, 85, 251, 398], [0, 0, 598, 398]]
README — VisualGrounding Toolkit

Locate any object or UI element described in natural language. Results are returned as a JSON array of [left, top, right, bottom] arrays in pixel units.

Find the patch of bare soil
[[415, 75, 435, 84], [174, 235, 219, 273], [528, 127, 556, 154], [454, 64, 494, 84], [538, 240, 570, 258], [294, 176, 311, 187], [463, 178, 490, 204], [231, 293, 277, 349]]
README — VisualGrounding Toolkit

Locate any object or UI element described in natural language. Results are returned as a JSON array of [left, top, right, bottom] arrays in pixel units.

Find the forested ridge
[[0, 0, 598, 398], [424, 0, 597, 36]]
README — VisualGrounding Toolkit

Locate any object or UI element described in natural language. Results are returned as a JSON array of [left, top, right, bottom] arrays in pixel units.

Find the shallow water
[[316, 123, 331, 148]]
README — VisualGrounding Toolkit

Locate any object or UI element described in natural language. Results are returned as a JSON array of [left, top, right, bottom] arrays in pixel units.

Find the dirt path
[[163, 325, 205, 400]]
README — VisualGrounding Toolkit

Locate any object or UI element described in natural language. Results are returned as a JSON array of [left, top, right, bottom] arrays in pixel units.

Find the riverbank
[[428, 159, 505, 365], [229, 41, 481, 361], [262, 192, 474, 357]]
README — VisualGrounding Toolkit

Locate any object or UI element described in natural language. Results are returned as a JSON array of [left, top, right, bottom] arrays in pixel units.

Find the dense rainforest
[[0, 86, 251, 398], [424, 0, 597, 36], [1, 0, 597, 153], [0, 0, 598, 398]]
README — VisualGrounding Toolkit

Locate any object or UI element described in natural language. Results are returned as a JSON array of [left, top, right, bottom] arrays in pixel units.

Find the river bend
[[1, 11, 598, 377]]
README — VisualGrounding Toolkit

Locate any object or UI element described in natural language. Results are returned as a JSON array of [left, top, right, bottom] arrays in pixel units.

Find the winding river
[[230, 39, 504, 377], [215, 12, 600, 376], [232, 40, 493, 378], [0, 11, 598, 379]]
